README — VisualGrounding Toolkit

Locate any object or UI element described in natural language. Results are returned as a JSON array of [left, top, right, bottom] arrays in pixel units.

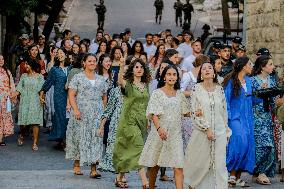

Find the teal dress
[[16, 73, 45, 126], [113, 81, 149, 173]]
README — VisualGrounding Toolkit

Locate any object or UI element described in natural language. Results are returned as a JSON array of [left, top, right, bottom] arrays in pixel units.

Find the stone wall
[[245, 0, 284, 72]]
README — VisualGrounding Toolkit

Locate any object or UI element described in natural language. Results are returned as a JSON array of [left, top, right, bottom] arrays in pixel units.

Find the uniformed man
[[231, 36, 242, 59], [174, 0, 183, 27], [182, 0, 194, 28], [154, 0, 164, 24], [218, 44, 234, 77], [95, 0, 107, 29]]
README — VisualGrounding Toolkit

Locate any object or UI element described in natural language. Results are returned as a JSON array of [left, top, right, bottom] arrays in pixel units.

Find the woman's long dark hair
[[0, 55, 11, 87], [53, 48, 70, 67], [197, 62, 218, 83], [97, 53, 112, 81], [157, 64, 180, 90], [110, 46, 123, 61], [96, 41, 107, 55], [151, 44, 165, 67], [223, 56, 250, 96], [130, 40, 144, 56], [155, 59, 172, 80], [252, 55, 272, 76], [123, 58, 151, 84], [107, 40, 118, 54]]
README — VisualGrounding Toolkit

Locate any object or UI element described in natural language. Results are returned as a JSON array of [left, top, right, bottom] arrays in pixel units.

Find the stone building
[[244, 0, 284, 72]]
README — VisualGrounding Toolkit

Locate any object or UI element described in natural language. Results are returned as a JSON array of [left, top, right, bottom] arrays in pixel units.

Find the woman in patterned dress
[[139, 64, 190, 189], [0, 55, 16, 146], [40, 48, 71, 149], [13, 59, 44, 151], [183, 62, 231, 189], [251, 55, 277, 184], [65, 53, 108, 177], [112, 58, 151, 188]]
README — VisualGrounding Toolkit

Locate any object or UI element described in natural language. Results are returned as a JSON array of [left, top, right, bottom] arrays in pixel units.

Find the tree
[[221, 0, 231, 35]]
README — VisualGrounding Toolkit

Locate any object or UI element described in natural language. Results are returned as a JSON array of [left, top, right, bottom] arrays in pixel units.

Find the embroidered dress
[[0, 68, 15, 136], [139, 89, 189, 168], [65, 72, 108, 166], [41, 66, 71, 141], [251, 75, 276, 177], [113, 81, 149, 173], [180, 71, 196, 150], [98, 87, 123, 172], [16, 74, 44, 126], [225, 77, 255, 173], [184, 83, 230, 189]]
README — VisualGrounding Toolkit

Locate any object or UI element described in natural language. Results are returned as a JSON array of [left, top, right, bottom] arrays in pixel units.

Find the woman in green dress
[[113, 58, 151, 188], [12, 59, 45, 151]]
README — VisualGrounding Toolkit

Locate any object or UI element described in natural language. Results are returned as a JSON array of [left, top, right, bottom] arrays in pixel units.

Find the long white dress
[[139, 89, 190, 168], [184, 83, 230, 189]]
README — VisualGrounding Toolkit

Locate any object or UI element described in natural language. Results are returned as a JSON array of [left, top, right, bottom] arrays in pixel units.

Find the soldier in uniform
[[174, 0, 183, 27], [95, 0, 107, 29], [182, 0, 194, 28], [154, 0, 164, 24]]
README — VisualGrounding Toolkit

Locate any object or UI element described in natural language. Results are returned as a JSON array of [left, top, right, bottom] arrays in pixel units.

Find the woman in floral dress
[[13, 59, 45, 151], [98, 86, 123, 172], [139, 64, 190, 189], [0, 55, 16, 146], [251, 55, 277, 184], [65, 53, 108, 177]]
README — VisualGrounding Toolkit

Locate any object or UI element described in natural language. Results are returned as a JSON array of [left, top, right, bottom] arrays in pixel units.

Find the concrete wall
[[245, 0, 284, 72]]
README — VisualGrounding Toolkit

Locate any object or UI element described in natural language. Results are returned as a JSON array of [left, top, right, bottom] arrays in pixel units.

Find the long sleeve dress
[[184, 83, 230, 189], [180, 71, 196, 151], [251, 75, 276, 177], [225, 77, 255, 173], [65, 72, 108, 166], [112, 81, 149, 173], [98, 87, 124, 172], [41, 66, 71, 141], [16, 74, 45, 126], [0, 68, 16, 136], [139, 89, 190, 168]]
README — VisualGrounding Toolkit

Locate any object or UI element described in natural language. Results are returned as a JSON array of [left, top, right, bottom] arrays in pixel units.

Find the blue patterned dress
[[251, 75, 276, 177], [41, 66, 71, 141], [98, 87, 123, 172], [65, 72, 108, 166]]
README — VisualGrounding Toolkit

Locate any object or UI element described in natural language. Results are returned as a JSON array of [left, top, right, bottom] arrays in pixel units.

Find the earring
[[201, 76, 203, 80], [213, 74, 215, 78]]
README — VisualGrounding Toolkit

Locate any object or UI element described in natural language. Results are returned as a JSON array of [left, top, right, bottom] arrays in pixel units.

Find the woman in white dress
[[139, 64, 190, 189], [183, 62, 231, 189]]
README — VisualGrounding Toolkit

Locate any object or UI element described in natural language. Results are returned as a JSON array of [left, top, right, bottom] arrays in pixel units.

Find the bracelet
[[156, 127, 161, 131]]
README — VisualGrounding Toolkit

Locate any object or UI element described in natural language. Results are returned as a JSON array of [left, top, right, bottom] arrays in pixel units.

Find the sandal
[[142, 185, 149, 189], [256, 173, 271, 185], [90, 171, 101, 179], [17, 135, 24, 146], [115, 177, 128, 188], [228, 176, 236, 186], [159, 175, 170, 181], [0, 142, 6, 146], [32, 144, 38, 151], [236, 179, 250, 187], [73, 166, 83, 175]]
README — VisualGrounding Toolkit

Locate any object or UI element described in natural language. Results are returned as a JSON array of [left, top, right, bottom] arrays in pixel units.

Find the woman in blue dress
[[223, 57, 255, 187], [40, 48, 71, 149], [251, 55, 276, 185]]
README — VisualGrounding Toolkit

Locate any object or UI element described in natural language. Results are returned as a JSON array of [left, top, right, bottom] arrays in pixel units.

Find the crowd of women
[[1, 28, 284, 189]]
